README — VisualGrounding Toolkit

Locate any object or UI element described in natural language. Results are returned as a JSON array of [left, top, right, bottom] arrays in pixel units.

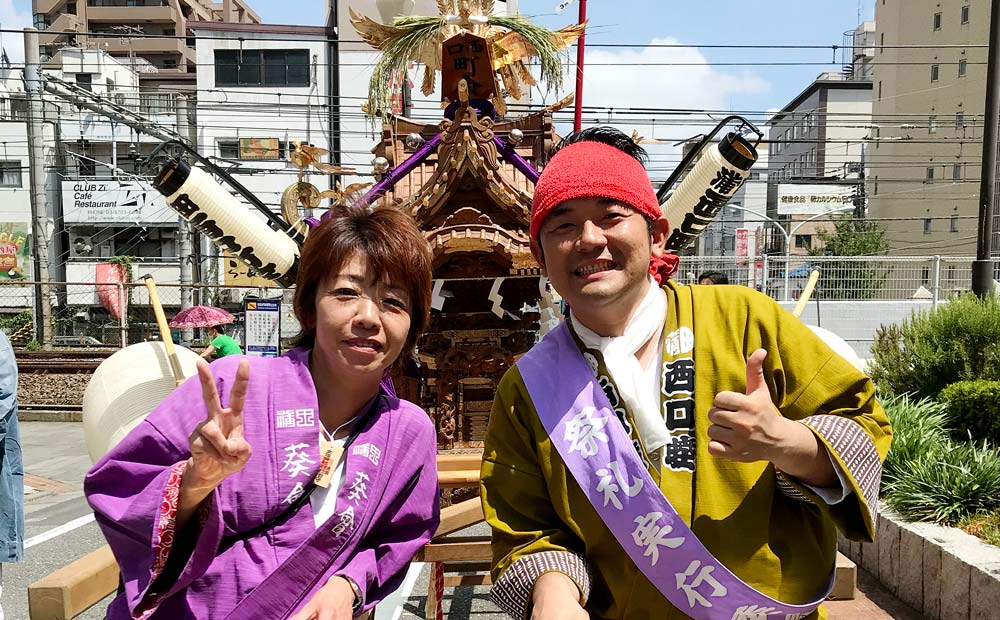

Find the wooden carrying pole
[[792, 270, 821, 318], [142, 274, 185, 386]]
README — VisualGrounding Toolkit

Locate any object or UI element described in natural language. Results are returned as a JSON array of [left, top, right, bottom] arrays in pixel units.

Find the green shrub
[[883, 440, 1000, 525], [869, 293, 1000, 399], [939, 380, 1000, 445], [881, 394, 949, 486]]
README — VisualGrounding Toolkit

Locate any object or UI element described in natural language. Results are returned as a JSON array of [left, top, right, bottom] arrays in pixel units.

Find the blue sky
[[6, 0, 876, 116], [249, 0, 877, 117]]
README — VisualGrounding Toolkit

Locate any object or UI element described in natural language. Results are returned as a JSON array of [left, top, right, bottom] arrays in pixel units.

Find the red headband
[[531, 141, 662, 241], [531, 141, 678, 283]]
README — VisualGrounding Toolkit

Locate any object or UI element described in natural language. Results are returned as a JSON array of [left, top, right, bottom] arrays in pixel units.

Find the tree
[[808, 215, 890, 299]]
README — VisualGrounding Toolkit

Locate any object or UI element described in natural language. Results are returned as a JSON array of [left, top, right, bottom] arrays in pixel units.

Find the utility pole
[[24, 28, 53, 349], [973, 0, 1000, 296], [175, 94, 194, 342], [573, 0, 587, 132]]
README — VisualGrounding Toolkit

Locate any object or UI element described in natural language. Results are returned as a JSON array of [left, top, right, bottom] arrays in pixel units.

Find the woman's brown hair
[[291, 205, 432, 353]]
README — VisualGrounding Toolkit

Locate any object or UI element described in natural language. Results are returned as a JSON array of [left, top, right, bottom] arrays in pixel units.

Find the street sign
[[244, 298, 281, 358]]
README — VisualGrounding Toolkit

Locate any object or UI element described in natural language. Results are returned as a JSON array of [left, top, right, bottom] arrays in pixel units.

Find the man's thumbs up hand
[[707, 349, 792, 463]]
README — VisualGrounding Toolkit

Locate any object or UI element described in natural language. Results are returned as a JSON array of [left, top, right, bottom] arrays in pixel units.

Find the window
[[951, 215, 959, 233], [927, 166, 935, 181], [795, 235, 813, 250], [67, 1, 77, 14], [76, 73, 93, 92], [880, 32, 884, 54], [929, 115, 937, 133], [32, 13, 48, 29], [214, 49, 310, 87], [163, 28, 175, 36], [962, 5, 970, 24], [934, 12, 942, 30], [959, 59, 968, 77], [956, 111, 965, 128], [0, 161, 21, 187], [78, 155, 96, 177], [922, 266, 930, 283], [954, 163, 963, 180], [931, 64, 940, 82], [878, 80, 882, 100], [162, 58, 178, 69], [923, 218, 933, 234], [217, 140, 239, 159]]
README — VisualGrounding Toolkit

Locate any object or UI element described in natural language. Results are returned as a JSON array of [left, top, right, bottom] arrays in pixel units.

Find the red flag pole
[[573, 0, 587, 132]]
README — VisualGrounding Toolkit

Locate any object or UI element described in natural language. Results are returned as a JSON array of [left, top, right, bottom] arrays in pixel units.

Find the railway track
[[15, 350, 113, 374]]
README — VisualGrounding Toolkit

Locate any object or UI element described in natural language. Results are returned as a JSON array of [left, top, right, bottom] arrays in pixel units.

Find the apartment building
[[868, 0, 989, 258], [766, 70, 872, 256], [32, 0, 260, 74]]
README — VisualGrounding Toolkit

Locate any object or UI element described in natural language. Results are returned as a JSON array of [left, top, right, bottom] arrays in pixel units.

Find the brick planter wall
[[839, 507, 1000, 620]]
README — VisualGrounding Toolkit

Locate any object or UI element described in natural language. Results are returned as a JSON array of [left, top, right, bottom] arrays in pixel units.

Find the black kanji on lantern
[[710, 167, 744, 195]]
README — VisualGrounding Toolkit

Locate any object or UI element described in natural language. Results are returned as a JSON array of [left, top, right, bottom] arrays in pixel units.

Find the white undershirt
[[310, 434, 349, 528]]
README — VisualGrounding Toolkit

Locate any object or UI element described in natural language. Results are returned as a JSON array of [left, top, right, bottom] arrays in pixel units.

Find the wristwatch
[[341, 575, 364, 614]]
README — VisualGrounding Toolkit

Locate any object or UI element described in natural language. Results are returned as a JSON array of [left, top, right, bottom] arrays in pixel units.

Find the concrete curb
[[19, 411, 82, 423], [839, 507, 1000, 620]]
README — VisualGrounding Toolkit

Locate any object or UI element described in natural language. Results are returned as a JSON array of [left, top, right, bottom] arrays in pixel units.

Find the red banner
[[96, 263, 128, 319]]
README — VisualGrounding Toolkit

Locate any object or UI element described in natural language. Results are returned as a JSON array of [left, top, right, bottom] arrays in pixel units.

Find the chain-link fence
[[676, 255, 976, 304], [0, 281, 288, 348], [0, 255, 984, 348]]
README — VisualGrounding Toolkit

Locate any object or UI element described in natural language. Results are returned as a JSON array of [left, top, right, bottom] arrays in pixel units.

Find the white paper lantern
[[83, 342, 202, 463], [662, 133, 758, 252], [155, 160, 300, 287]]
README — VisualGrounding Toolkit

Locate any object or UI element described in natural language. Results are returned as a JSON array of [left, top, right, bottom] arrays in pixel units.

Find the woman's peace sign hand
[[185, 358, 252, 492]]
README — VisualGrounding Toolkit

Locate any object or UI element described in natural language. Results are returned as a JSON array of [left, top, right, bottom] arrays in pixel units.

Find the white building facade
[[192, 21, 334, 288]]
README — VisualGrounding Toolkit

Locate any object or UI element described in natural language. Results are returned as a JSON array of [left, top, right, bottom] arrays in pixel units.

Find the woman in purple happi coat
[[85, 206, 440, 620]]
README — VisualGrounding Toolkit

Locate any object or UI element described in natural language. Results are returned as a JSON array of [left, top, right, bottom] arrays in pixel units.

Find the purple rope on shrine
[[494, 136, 540, 184], [312, 134, 443, 226]]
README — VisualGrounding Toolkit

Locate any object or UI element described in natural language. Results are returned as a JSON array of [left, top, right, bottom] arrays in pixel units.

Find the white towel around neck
[[571, 278, 671, 454]]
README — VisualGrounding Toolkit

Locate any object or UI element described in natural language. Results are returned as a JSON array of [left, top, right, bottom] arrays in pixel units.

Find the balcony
[[87, 4, 178, 23], [35, 0, 66, 16], [99, 35, 187, 56], [38, 13, 80, 46]]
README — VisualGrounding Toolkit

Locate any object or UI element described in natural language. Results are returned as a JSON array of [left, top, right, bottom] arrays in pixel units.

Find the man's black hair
[[547, 126, 648, 165], [697, 271, 730, 285], [212, 324, 226, 334]]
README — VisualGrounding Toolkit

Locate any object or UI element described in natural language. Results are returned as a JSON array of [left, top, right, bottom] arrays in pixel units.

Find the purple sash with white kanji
[[517, 323, 832, 620]]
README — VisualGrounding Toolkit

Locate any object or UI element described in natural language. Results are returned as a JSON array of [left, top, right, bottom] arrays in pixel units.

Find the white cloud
[[579, 37, 768, 112], [542, 37, 771, 184], [0, 0, 32, 64]]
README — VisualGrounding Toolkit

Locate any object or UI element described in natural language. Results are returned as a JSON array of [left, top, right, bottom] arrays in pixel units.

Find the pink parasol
[[169, 305, 236, 329]]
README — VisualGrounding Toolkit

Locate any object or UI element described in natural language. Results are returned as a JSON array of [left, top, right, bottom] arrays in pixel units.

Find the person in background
[[0, 331, 23, 620], [200, 324, 242, 359], [697, 271, 729, 285]]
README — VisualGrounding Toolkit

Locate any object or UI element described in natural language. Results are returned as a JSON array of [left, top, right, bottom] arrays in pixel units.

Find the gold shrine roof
[[373, 104, 559, 273]]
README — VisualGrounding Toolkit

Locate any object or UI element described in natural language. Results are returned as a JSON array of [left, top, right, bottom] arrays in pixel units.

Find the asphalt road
[[5, 422, 921, 620]]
